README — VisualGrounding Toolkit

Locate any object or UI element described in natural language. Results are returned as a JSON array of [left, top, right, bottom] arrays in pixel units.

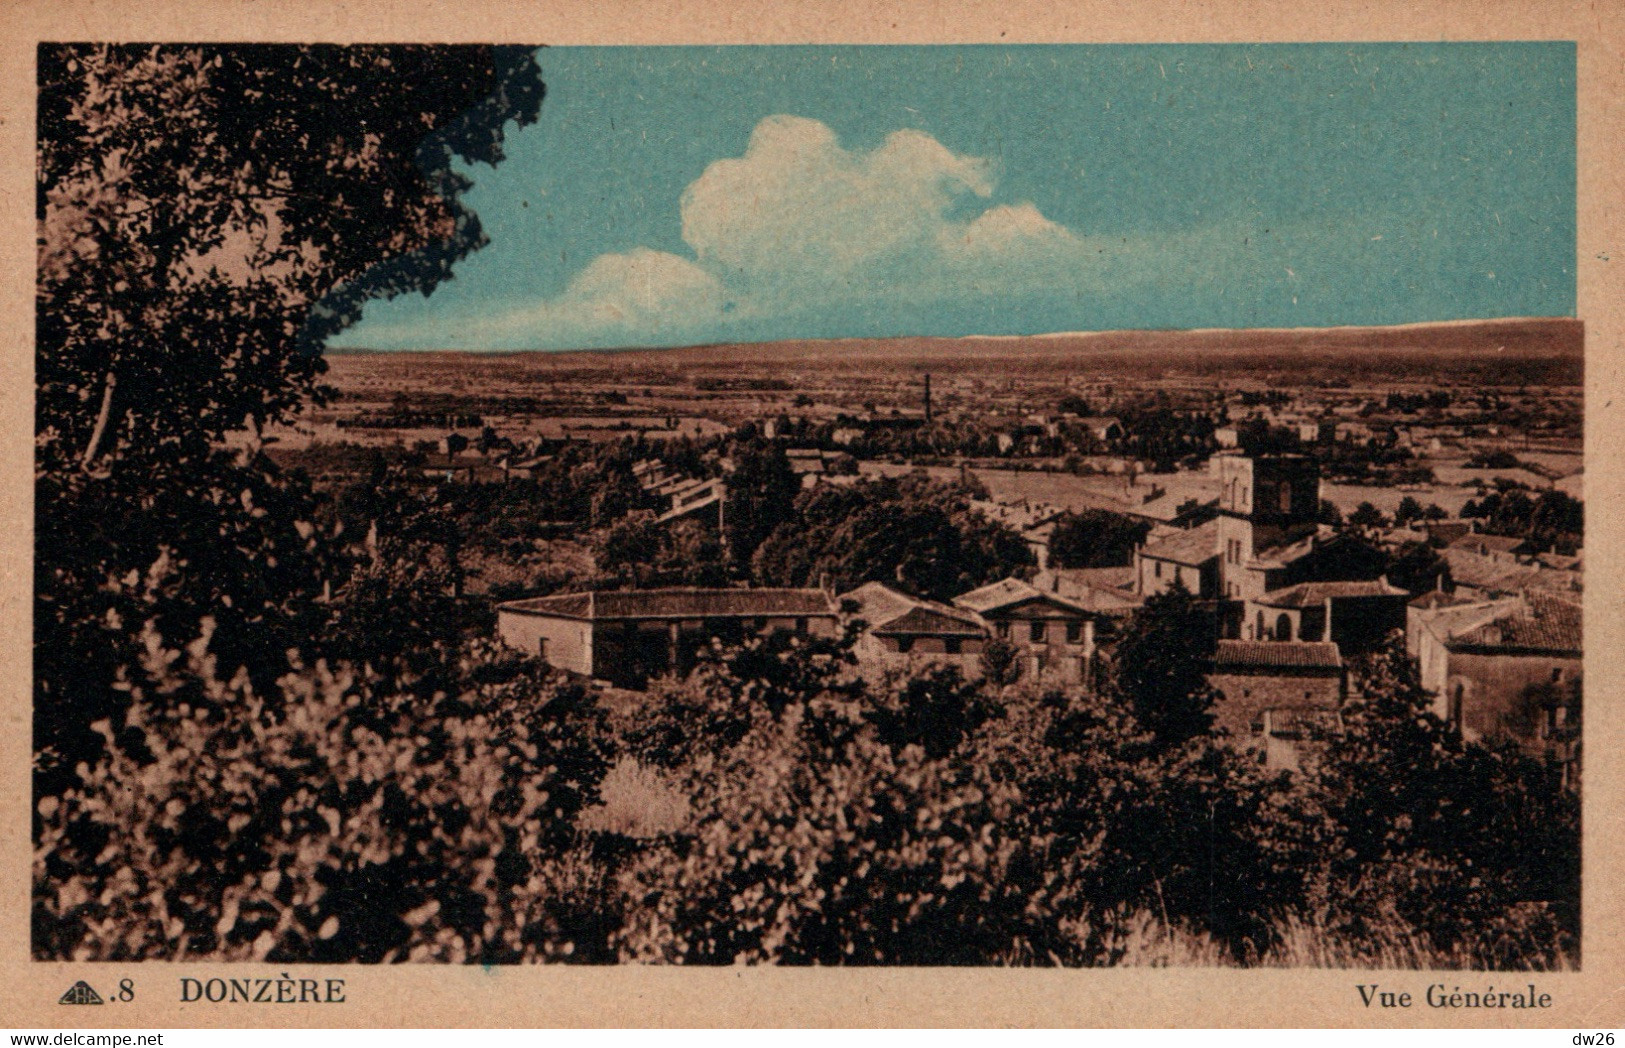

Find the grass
[[580, 757, 691, 838], [1076, 910, 1578, 970]]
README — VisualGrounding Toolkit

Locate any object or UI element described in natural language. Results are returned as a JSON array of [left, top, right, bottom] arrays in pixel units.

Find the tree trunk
[[79, 370, 117, 472]]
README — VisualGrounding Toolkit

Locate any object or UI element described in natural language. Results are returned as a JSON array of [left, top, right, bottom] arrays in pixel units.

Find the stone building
[[1213, 453, 1324, 602], [495, 588, 837, 689], [1135, 521, 1221, 598], [1416, 591, 1581, 763], [1241, 578, 1410, 653], [1208, 639, 1346, 769], [953, 578, 1098, 682]]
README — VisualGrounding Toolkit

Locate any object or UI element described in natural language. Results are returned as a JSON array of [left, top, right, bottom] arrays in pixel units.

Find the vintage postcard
[[2, 0, 1623, 1030]]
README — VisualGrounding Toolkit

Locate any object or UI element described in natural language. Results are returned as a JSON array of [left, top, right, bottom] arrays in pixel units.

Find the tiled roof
[[838, 581, 919, 625], [952, 577, 1092, 616], [839, 582, 984, 636], [1408, 589, 1478, 610], [501, 591, 594, 619], [498, 588, 834, 621], [1249, 529, 1330, 569], [872, 606, 986, 638], [1213, 640, 1343, 671], [1255, 579, 1409, 608], [1137, 520, 1220, 567], [1448, 592, 1581, 654], [1034, 567, 1144, 614], [1444, 549, 1582, 597], [1447, 533, 1530, 555]]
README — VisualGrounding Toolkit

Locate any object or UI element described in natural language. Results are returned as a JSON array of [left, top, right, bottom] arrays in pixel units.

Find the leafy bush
[[33, 628, 613, 962]]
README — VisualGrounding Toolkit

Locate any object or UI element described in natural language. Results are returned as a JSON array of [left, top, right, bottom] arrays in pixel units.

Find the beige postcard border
[[0, 0, 1620, 1028]]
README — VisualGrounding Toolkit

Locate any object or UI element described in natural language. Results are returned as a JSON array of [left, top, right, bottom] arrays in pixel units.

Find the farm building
[[1416, 591, 1581, 765], [495, 588, 837, 689]]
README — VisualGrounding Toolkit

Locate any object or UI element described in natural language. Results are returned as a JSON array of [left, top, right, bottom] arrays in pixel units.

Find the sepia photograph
[[29, 39, 1584, 973], [6, 0, 1623, 1025]]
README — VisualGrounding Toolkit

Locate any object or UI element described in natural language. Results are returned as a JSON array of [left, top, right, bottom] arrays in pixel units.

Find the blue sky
[[332, 44, 1576, 351]]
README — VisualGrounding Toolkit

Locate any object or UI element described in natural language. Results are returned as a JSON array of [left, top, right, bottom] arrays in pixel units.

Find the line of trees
[[36, 591, 1579, 966]]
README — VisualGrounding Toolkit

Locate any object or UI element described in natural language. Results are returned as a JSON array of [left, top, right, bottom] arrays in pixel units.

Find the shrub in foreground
[[33, 627, 612, 962]]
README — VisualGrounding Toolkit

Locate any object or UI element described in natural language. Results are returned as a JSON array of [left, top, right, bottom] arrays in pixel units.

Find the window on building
[[1276, 613, 1292, 641], [945, 638, 962, 655], [1255, 611, 1265, 639], [1030, 621, 1047, 643], [537, 637, 549, 665], [997, 621, 1010, 639], [795, 617, 808, 635], [1066, 622, 1084, 644], [896, 637, 914, 654], [1552, 667, 1564, 683], [1154, 561, 1163, 579]]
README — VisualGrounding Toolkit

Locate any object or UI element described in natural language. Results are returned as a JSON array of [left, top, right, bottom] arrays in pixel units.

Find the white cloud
[[446, 116, 1174, 347], [680, 116, 995, 287], [557, 248, 725, 326]]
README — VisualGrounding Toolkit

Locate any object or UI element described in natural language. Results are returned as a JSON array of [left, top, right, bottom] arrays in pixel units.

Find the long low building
[[496, 588, 838, 688]]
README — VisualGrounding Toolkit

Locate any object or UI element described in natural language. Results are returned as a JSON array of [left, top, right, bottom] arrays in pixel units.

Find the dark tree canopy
[[723, 438, 800, 566], [38, 44, 543, 472], [35, 44, 545, 784], [1046, 509, 1151, 569], [751, 474, 1034, 602], [1106, 581, 1219, 751]]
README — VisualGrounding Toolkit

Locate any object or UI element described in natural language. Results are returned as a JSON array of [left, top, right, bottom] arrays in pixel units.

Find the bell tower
[[1215, 454, 1320, 600]]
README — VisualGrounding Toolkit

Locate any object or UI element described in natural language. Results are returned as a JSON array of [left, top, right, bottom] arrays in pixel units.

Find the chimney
[[923, 372, 933, 423]]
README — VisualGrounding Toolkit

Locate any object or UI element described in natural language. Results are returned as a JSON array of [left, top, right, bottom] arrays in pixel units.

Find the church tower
[[1215, 454, 1321, 601]]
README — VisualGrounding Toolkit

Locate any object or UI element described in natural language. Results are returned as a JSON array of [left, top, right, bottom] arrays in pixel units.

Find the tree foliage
[[35, 44, 545, 785], [1045, 509, 1151, 570], [34, 632, 613, 962], [751, 475, 1033, 602], [1105, 582, 1220, 751]]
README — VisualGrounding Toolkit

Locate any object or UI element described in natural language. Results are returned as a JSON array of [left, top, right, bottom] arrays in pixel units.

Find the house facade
[[1209, 639, 1346, 769], [1416, 591, 1581, 764], [953, 578, 1098, 682], [1242, 578, 1409, 653]]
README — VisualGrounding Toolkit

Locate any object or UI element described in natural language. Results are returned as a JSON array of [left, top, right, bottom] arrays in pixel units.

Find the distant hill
[[330, 317, 1583, 386], [337, 317, 1580, 362], [628, 317, 1584, 364]]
